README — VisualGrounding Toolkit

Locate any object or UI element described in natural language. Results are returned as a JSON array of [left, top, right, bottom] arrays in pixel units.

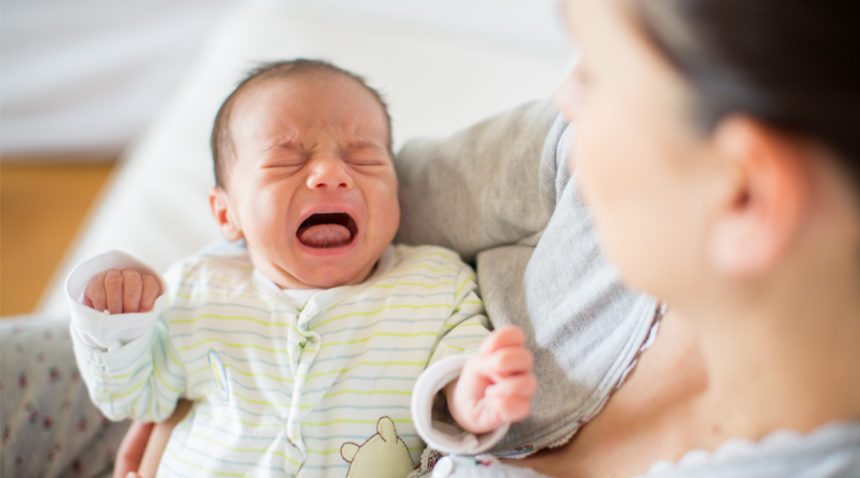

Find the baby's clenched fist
[[84, 269, 161, 314], [446, 326, 537, 434]]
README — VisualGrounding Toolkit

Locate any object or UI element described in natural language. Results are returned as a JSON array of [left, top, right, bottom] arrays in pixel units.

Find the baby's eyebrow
[[264, 139, 305, 153], [347, 140, 385, 150]]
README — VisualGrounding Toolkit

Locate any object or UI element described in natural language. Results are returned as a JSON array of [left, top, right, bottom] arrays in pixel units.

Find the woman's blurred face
[[555, 0, 730, 298]]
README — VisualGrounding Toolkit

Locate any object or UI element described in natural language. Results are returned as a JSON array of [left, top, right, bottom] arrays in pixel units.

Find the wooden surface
[[1, 155, 117, 316]]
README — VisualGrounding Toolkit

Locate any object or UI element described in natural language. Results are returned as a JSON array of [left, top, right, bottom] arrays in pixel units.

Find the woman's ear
[[707, 116, 810, 277], [209, 187, 244, 241]]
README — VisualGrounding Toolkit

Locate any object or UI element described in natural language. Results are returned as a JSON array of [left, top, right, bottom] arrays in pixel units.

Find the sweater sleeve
[[65, 250, 186, 422]]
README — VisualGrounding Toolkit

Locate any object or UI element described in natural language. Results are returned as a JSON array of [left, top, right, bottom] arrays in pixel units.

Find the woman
[[61, 0, 860, 476], [419, 0, 859, 476]]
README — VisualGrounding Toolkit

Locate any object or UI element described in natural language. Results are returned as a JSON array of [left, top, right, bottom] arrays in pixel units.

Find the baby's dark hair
[[210, 59, 393, 188]]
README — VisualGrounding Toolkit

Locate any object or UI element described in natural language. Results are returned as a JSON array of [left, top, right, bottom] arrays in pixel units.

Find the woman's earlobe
[[707, 117, 810, 277], [209, 187, 244, 242]]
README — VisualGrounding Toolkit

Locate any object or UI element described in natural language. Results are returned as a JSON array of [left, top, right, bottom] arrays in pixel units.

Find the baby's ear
[[209, 187, 243, 241]]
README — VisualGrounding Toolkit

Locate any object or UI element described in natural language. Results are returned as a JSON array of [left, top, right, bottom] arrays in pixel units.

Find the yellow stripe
[[303, 417, 413, 427], [165, 448, 246, 477], [315, 303, 451, 329], [171, 313, 285, 328], [179, 337, 280, 354], [106, 363, 182, 403], [107, 375, 148, 401], [320, 331, 438, 349], [196, 409, 284, 431], [170, 430, 304, 468], [173, 292, 267, 302], [178, 265, 253, 283], [188, 364, 295, 385], [307, 445, 424, 455], [302, 360, 424, 381], [444, 320, 486, 331], [371, 281, 450, 290], [455, 279, 476, 298], [323, 389, 411, 398], [231, 388, 278, 407]]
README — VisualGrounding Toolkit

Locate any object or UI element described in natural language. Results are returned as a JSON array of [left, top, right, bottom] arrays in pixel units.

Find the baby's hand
[[84, 269, 161, 314], [446, 326, 537, 435]]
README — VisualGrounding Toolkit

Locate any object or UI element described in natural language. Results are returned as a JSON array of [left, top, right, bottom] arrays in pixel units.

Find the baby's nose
[[306, 157, 353, 190]]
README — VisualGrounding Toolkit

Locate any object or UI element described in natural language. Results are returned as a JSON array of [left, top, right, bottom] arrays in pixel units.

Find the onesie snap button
[[432, 456, 454, 478]]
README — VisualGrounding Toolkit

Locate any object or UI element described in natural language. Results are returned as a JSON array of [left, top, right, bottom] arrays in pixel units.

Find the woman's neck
[[683, 271, 860, 441]]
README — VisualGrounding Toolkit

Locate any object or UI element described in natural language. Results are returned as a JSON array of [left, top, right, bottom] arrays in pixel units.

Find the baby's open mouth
[[296, 212, 358, 248]]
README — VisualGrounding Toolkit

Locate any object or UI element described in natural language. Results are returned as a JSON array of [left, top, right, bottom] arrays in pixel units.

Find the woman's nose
[[554, 72, 580, 124], [306, 156, 354, 191]]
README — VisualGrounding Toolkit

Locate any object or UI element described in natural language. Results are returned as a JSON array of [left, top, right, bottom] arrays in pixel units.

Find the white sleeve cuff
[[411, 355, 509, 456], [65, 250, 167, 352]]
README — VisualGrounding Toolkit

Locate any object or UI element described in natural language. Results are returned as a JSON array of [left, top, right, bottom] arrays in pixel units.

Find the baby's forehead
[[244, 70, 385, 114], [232, 72, 390, 139], [229, 72, 391, 153]]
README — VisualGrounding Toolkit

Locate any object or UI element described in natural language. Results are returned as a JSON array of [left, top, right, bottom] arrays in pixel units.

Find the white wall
[[0, 0, 235, 155], [1, 0, 568, 156]]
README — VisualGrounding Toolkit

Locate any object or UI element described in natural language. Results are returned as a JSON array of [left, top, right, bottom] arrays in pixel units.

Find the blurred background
[[1, 0, 569, 316], [1, 0, 237, 314]]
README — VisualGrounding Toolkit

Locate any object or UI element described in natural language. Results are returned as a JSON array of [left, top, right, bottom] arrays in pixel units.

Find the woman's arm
[[116, 399, 192, 478], [394, 100, 559, 262]]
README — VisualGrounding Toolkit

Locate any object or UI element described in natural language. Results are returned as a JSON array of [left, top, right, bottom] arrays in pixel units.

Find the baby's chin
[[287, 260, 378, 289]]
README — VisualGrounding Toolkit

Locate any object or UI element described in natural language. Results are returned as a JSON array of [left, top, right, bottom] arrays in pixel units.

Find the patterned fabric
[[0, 316, 126, 478], [68, 244, 489, 477]]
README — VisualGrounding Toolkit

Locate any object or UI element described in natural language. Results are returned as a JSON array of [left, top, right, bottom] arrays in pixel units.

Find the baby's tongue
[[298, 224, 352, 248]]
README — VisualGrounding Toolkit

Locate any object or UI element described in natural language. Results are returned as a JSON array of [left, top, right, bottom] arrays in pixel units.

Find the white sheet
[[38, 0, 569, 315]]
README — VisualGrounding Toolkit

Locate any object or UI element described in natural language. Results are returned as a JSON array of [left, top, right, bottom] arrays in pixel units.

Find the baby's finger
[[493, 395, 532, 423], [486, 375, 538, 400], [479, 326, 525, 355], [104, 269, 124, 314], [122, 270, 143, 313], [140, 274, 161, 312], [485, 347, 534, 379], [85, 272, 108, 312]]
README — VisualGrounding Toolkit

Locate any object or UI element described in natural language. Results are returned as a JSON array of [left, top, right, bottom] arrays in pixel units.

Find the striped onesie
[[66, 243, 490, 477]]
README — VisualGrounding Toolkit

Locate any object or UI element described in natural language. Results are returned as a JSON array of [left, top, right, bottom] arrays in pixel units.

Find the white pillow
[[39, 0, 569, 315]]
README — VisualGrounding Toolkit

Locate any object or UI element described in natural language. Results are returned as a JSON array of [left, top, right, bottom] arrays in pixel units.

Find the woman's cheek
[[572, 119, 612, 207]]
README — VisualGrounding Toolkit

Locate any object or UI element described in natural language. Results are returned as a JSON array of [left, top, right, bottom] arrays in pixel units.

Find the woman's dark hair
[[631, 0, 859, 186]]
